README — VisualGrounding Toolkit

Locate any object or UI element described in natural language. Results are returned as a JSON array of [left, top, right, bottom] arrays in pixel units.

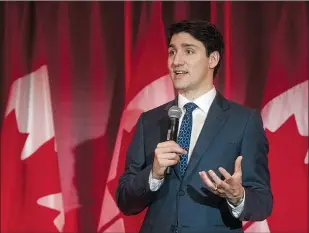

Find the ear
[[208, 51, 220, 69]]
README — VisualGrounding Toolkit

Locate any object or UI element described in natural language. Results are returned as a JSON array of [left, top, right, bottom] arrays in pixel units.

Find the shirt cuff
[[227, 188, 246, 218], [148, 169, 164, 191]]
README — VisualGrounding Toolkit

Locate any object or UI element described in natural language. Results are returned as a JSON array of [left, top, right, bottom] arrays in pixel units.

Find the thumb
[[234, 156, 243, 173]]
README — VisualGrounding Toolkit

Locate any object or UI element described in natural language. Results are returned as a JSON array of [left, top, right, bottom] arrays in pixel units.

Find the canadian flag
[[243, 3, 308, 233], [1, 65, 65, 232], [97, 2, 174, 232]]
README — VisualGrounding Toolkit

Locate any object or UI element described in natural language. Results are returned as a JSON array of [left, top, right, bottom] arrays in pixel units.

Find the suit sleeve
[[115, 113, 158, 215], [239, 110, 273, 221]]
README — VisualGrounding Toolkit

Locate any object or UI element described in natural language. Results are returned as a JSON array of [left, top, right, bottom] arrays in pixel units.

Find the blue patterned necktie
[[177, 102, 198, 177]]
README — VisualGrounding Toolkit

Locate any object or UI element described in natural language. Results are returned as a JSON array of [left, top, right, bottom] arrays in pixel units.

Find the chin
[[172, 80, 188, 90], [174, 85, 189, 93]]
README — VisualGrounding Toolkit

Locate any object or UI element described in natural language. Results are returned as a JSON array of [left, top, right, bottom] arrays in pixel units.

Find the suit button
[[178, 190, 185, 196]]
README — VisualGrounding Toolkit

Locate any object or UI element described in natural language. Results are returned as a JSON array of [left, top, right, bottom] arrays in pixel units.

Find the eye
[[168, 49, 176, 56], [185, 49, 194, 55]]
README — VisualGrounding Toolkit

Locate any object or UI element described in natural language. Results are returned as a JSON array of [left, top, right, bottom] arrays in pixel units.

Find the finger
[[215, 188, 227, 198], [159, 157, 180, 166], [218, 167, 232, 180], [208, 170, 230, 191], [157, 146, 186, 155], [157, 141, 188, 154], [157, 140, 181, 148], [160, 153, 180, 160], [199, 171, 218, 191], [155, 146, 186, 155], [156, 140, 185, 150], [165, 159, 180, 166], [234, 156, 243, 173]]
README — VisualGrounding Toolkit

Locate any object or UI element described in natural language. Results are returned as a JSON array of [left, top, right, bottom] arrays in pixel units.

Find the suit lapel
[[183, 92, 230, 181]]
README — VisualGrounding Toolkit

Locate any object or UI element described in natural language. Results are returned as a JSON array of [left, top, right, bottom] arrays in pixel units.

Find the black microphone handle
[[166, 117, 179, 175]]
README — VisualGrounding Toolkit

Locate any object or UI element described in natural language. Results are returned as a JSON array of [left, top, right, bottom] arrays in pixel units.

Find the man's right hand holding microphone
[[152, 141, 187, 180]]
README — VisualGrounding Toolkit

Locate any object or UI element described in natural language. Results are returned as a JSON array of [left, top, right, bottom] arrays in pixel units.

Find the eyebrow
[[168, 43, 198, 48]]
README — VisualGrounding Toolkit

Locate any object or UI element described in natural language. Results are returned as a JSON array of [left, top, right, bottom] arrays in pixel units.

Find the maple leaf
[[1, 110, 29, 232], [21, 137, 63, 232], [1, 109, 64, 232], [266, 116, 308, 232]]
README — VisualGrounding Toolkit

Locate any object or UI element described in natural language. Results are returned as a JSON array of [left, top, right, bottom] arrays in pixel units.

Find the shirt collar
[[178, 87, 217, 113]]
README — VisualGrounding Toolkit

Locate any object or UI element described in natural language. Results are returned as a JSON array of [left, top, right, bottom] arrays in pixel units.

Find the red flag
[[97, 2, 175, 232], [1, 4, 64, 232], [1, 66, 65, 232], [244, 2, 308, 233]]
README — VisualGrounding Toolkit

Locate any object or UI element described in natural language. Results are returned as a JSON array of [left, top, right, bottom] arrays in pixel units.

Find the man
[[116, 20, 273, 233]]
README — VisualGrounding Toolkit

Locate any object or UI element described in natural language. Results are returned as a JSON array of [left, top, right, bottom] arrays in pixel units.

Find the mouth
[[173, 70, 188, 78]]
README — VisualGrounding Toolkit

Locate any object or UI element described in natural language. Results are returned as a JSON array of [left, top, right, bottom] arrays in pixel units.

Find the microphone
[[166, 105, 182, 175]]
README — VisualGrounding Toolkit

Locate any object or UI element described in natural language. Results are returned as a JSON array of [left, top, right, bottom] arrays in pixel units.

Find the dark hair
[[167, 20, 224, 77]]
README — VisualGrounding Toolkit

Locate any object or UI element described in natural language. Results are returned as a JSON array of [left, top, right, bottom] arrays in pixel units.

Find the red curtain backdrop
[[1, 2, 308, 233], [212, 2, 308, 232]]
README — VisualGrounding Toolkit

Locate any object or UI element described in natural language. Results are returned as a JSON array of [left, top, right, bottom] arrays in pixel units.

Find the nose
[[172, 52, 184, 67]]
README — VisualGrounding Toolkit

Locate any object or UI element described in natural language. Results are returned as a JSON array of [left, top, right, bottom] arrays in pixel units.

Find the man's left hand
[[199, 156, 244, 206]]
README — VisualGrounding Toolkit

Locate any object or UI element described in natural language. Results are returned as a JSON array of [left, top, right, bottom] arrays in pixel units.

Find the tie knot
[[184, 102, 198, 114]]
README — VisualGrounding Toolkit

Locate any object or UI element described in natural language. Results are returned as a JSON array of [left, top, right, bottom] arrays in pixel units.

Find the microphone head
[[168, 105, 182, 119]]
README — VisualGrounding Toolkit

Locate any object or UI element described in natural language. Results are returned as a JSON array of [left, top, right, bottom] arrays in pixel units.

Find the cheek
[[194, 60, 208, 74], [167, 60, 173, 70], [190, 62, 204, 76]]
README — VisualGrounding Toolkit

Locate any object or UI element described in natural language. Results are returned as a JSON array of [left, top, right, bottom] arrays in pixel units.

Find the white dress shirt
[[148, 87, 245, 218]]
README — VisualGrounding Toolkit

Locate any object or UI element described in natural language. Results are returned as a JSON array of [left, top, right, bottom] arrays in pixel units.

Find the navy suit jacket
[[116, 92, 273, 233]]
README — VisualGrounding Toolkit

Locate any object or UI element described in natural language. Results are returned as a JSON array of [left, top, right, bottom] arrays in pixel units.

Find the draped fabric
[[1, 2, 308, 233], [212, 2, 308, 232]]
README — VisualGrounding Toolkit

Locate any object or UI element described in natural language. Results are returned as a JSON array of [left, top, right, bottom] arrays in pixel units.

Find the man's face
[[168, 32, 214, 94]]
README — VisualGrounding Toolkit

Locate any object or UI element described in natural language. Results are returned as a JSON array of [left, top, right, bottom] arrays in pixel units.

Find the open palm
[[199, 156, 244, 205]]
